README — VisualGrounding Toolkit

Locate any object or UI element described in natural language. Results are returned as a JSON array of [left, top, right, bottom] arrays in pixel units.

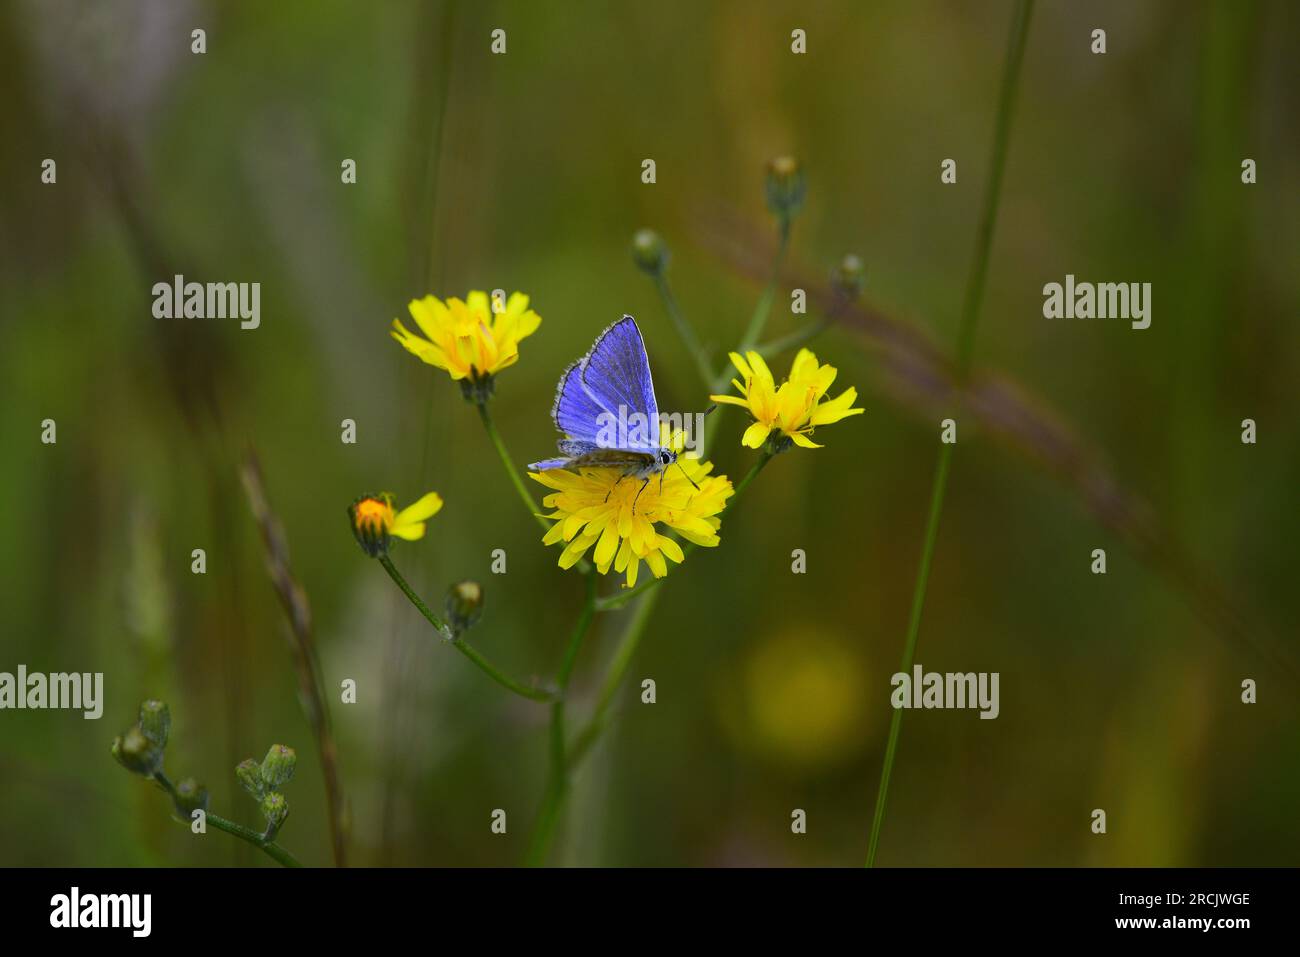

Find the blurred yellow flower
[[390, 290, 541, 385], [529, 433, 733, 588], [348, 491, 443, 557], [709, 348, 863, 449], [723, 629, 872, 773]]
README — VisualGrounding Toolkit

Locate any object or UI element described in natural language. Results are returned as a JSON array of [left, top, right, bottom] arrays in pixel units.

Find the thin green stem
[[378, 553, 556, 703], [701, 232, 790, 454], [654, 273, 714, 388], [864, 446, 951, 867], [450, 640, 556, 703], [475, 400, 551, 534], [378, 553, 452, 636], [525, 570, 597, 866], [568, 585, 663, 770], [864, 0, 1033, 867], [153, 772, 302, 868], [206, 813, 302, 868], [755, 318, 830, 359], [735, 232, 790, 357], [594, 447, 775, 612]]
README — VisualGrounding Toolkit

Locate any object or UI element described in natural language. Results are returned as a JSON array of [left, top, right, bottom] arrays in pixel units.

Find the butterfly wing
[[528, 440, 656, 473], [578, 316, 660, 453], [562, 447, 656, 470], [550, 360, 608, 444]]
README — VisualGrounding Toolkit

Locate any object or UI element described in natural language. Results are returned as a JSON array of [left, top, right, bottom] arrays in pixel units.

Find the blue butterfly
[[529, 315, 699, 503]]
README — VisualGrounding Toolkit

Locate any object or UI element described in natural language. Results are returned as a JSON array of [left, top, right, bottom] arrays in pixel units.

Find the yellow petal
[[393, 491, 444, 526], [504, 291, 530, 315], [645, 549, 667, 578], [391, 319, 450, 370], [744, 351, 775, 387], [593, 523, 620, 568], [728, 351, 752, 380], [708, 393, 750, 408], [789, 348, 819, 380], [390, 521, 426, 541], [407, 296, 449, 341], [559, 532, 598, 569], [741, 421, 772, 448], [466, 290, 492, 318], [788, 429, 823, 449], [809, 388, 865, 426], [656, 535, 685, 563]]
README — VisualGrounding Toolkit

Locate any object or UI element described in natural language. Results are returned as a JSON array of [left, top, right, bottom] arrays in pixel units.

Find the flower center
[[353, 497, 394, 534]]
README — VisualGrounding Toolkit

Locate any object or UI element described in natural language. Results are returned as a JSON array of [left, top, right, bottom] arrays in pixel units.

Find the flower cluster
[[237, 744, 298, 840], [390, 290, 541, 396], [530, 433, 734, 588], [710, 348, 863, 450]]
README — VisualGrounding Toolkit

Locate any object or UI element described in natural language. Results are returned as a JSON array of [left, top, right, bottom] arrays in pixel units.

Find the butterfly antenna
[[677, 461, 701, 491]]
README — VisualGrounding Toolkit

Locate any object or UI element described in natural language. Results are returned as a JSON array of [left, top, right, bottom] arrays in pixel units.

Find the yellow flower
[[709, 348, 863, 449], [529, 433, 733, 588], [390, 290, 541, 385], [348, 491, 444, 557], [722, 628, 874, 773]]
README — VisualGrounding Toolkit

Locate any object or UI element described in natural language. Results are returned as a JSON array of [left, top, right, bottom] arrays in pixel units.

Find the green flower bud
[[631, 229, 669, 276], [444, 580, 484, 636], [236, 758, 265, 799], [112, 725, 162, 777], [260, 791, 289, 837], [831, 254, 867, 301], [260, 744, 297, 791], [138, 699, 170, 749], [765, 156, 806, 230], [172, 777, 210, 818]]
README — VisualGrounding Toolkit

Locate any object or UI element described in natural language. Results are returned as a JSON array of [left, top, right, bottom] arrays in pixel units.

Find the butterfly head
[[657, 448, 677, 469]]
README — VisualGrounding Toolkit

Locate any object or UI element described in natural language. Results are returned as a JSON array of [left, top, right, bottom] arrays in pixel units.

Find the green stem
[[451, 640, 556, 703], [206, 812, 302, 868], [953, 4, 1033, 377], [864, 446, 951, 867], [568, 585, 663, 770], [702, 232, 789, 453], [735, 232, 790, 357], [379, 553, 556, 703], [864, 0, 1033, 868], [475, 400, 551, 534], [153, 772, 302, 868], [654, 273, 714, 387], [525, 570, 597, 866], [755, 318, 830, 359]]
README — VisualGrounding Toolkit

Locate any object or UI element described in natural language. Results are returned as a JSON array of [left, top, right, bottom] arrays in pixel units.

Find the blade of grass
[[865, 0, 1034, 867]]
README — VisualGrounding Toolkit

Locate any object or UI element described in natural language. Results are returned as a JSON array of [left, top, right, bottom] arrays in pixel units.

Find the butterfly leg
[[603, 475, 624, 503], [632, 476, 651, 514]]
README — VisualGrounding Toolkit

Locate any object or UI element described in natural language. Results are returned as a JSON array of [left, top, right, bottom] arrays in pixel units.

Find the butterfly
[[529, 315, 700, 507]]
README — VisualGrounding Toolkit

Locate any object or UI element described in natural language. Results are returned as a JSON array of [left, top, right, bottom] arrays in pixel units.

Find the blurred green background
[[1, 0, 1297, 867]]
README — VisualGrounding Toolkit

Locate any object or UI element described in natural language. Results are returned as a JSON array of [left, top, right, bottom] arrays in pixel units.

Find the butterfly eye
[[661, 451, 671, 464]]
